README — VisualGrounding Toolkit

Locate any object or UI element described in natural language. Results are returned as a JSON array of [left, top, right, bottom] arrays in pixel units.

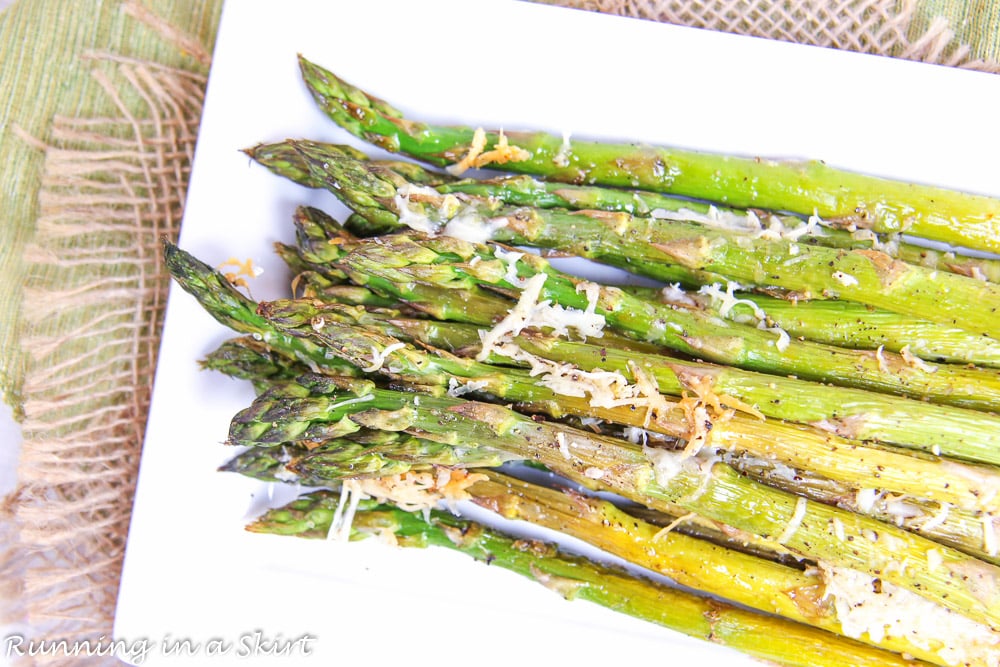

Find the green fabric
[[0, 0, 222, 415]]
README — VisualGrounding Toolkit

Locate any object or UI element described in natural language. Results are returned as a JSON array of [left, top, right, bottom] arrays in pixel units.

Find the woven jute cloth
[[0, 0, 997, 664]]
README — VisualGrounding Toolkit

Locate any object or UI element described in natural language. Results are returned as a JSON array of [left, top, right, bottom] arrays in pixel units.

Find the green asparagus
[[298, 55, 1000, 254]]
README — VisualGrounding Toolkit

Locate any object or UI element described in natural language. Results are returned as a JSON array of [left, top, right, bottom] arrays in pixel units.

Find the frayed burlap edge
[[542, 0, 1000, 72], [1, 49, 206, 667]]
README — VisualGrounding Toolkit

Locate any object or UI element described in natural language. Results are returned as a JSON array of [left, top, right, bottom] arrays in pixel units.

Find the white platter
[[114, 1, 1000, 665]]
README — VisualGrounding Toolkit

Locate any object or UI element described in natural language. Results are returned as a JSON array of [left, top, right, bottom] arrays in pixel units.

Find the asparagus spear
[[257, 298, 1000, 516], [201, 336, 311, 392], [467, 470, 998, 665], [205, 329, 999, 566], [228, 382, 1000, 629], [295, 144, 1000, 340], [728, 452, 1000, 566], [316, 231, 1000, 411], [268, 260, 1000, 464], [256, 138, 1000, 284], [292, 143, 1000, 366], [438, 173, 1000, 283], [163, 240, 360, 378], [280, 284, 1000, 464], [243, 140, 454, 190], [647, 284, 1000, 368], [298, 55, 1000, 254], [209, 329, 999, 568], [250, 492, 932, 667], [218, 444, 324, 485]]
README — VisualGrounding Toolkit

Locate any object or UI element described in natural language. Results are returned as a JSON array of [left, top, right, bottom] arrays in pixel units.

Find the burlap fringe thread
[[0, 1, 996, 665], [1, 54, 205, 665]]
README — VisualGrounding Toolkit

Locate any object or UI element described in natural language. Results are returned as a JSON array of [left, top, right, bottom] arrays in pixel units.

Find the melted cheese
[[820, 564, 1000, 665], [443, 211, 509, 244], [660, 282, 697, 307]]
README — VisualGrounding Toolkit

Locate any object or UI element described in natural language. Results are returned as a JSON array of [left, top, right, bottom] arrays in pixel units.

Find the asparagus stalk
[[250, 492, 931, 667], [293, 143, 1000, 365], [295, 144, 1000, 340], [647, 284, 1000, 368], [287, 292, 1000, 465], [298, 55, 1000, 254], [289, 434, 512, 480], [318, 231, 1000, 411], [211, 332, 999, 568], [201, 336, 310, 392], [243, 140, 454, 190], [250, 306, 1000, 519], [228, 382, 1000, 629], [728, 452, 1000, 566], [467, 470, 997, 664], [207, 329, 999, 566], [163, 240, 360, 378], [256, 138, 1000, 284], [218, 444, 327, 486], [437, 173, 1000, 283]]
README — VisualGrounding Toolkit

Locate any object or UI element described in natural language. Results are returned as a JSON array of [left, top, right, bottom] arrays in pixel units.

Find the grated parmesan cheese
[[361, 342, 407, 373], [660, 282, 697, 307], [493, 246, 528, 287], [777, 497, 808, 544], [757, 320, 791, 352], [920, 503, 951, 532], [553, 130, 572, 167], [649, 205, 828, 243], [393, 183, 444, 234], [985, 514, 999, 557], [556, 432, 572, 460], [820, 563, 1000, 665], [622, 426, 650, 446], [446, 377, 490, 398], [900, 345, 938, 373], [874, 345, 889, 374], [697, 282, 765, 320], [328, 483, 364, 541], [927, 548, 943, 573], [476, 274, 606, 361], [651, 512, 699, 541], [442, 211, 509, 244], [855, 488, 880, 513], [350, 468, 488, 515], [446, 128, 531, 176], [830, 517, 846, 542], [832, 271, 860, 287]]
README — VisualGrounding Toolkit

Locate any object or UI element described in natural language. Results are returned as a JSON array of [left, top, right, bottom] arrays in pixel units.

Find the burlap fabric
[[0, 0, 996, 664]]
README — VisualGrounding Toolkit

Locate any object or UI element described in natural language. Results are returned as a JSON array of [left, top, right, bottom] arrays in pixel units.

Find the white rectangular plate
[[114, 1, 1000, 665]]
